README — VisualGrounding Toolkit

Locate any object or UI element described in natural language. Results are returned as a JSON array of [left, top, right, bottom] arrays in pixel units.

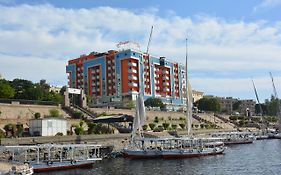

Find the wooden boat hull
[[224, 140, 253, 145], [162, 148, 225, 159], [123, 149, 162, 159], [32, 160, 96, 172]]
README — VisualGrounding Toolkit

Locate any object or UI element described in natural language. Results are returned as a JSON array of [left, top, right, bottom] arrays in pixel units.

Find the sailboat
[[161, 38, 226, 158], [122, 93, 163, 158]]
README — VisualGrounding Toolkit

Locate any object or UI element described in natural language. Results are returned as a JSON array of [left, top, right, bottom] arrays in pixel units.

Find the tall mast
[[270, 72, 278, 98], [185, 38, 192, 135], [146, 26, 153, 54], [269, 72, 281, 131], [251, 78, 265, 131]]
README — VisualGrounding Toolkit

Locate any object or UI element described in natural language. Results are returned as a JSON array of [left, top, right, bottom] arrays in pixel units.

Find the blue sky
[[0, 0, 281, 102]]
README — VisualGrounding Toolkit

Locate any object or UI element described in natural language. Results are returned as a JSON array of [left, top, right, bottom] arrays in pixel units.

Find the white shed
[[29, 118, 67, 136]]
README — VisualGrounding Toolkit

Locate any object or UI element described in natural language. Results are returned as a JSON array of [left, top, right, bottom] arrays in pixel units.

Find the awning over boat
[[92, 114, 134, 123]]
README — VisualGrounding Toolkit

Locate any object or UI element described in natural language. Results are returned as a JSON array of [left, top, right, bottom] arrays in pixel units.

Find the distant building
[[240, 99, 256, 117], [29, 118, 67, 136], [49, 86, 62, 93], [216, 96, 256, 116], [66, 48, 188, 110], [0, 73, 3, 80], [192, 90, 204, 102], [216, 97, 236, 114]]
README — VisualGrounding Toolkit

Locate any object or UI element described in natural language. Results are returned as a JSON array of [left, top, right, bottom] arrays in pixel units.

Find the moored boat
[[161, 137, 225, 159], [1, 144, 102, 172], [211, 132, 255, 145]]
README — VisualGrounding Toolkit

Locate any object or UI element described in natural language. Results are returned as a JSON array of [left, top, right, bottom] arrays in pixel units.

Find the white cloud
[[253, 0, 281, 12], [0, 4, 281, 101], [0, 53, 67, 85]]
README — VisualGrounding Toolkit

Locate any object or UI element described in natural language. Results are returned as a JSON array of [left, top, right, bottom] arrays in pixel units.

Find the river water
[[36, 139, 281, 175]]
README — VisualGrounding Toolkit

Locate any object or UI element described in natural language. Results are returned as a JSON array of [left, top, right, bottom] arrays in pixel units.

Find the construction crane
[[146, 26, 153, 54]]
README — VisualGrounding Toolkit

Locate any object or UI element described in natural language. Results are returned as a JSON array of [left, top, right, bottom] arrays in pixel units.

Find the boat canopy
[[92, 114, 134, 123]]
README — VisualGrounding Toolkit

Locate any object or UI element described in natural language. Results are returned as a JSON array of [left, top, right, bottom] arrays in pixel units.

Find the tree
[[87, 122, 97, 134], [232, 101, 241, 111], [74, 126, 84, 135], [149, 123, 156, 130], [144, 98, 165, 110], [49, 109, 60, 118], [11, 79, 34, 99], [39, 79, 50, 93], [34, 112, 41, 119], [265, 96, 281, 116], [162, 122, 170, 130], [196, 97, 221, 112], [0, 80, 15, 98], [60, 86, 67, 95]]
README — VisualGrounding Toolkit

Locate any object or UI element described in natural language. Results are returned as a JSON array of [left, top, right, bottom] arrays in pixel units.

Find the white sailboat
[[161, 38, 226, 158], [123, 93, 163, 158]]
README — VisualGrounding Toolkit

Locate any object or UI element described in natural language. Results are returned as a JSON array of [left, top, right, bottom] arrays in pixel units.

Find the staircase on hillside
[[73, 105, 97, 119]]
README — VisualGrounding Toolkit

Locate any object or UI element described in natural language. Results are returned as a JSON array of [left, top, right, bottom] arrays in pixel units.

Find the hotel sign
[[67, 88, 81, 94]]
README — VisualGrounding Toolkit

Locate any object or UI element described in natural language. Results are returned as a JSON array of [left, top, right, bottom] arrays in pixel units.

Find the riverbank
[[0, 128, 240, 150]]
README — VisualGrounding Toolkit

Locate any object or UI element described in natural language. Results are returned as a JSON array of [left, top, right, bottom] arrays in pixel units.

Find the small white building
[[29, 118, 67, 136]]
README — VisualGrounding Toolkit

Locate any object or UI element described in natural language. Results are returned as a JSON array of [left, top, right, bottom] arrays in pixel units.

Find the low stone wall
[[0, 134, 130, 151], [90, 107, 187, 123]]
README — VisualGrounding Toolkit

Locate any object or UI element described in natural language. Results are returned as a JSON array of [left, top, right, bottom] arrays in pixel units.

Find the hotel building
[[66, 49, 188, 110]]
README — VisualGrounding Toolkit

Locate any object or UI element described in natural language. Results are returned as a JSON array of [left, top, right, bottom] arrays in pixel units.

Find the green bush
[[142, 125, 148, 131], [149, 123, 156, 130], [200, 124, 204, 129], [87, 122, 97, 134], [179, 123, 185, 129], [154, 116, 159, 123], [171, 124, 178, 130], [74, 126, 84, 135], [73, 111, 84, 119], [16, 124, 24, 137], [238, 116, 245, 120], [153, 126, 164, 132], [49, 109, 60, 118], [239, 120, 245, 126], [34, 112, 41, 119], [179, 117, 185, 121], [162, 122, 170, 130], [229, 116, 238, 120]]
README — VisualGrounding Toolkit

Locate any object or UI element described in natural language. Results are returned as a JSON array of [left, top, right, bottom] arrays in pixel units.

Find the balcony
[[129, 75, 138, 81], [163, 76, 170, 80], [128, 62, 137, 67], [164, 82, 170, 86], [128, 69, 137, 74], [129, 82, 138, 87], [163, 88, 170, 92]]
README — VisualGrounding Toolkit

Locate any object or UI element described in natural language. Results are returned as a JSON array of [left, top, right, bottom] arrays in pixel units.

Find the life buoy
[[47, 161, 53, 166]]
